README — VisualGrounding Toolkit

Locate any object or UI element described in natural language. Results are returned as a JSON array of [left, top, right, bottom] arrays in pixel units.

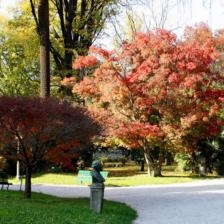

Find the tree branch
[[29, 0, 40, 34]]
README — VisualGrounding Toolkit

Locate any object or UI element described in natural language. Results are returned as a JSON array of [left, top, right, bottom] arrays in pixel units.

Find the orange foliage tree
[[0, 96, 101, 198], [68, 25, 224, 176]]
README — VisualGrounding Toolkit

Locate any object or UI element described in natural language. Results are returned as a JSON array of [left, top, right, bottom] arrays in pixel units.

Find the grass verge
[[106, 174, 218, 186], [0, 191, 137, 224], [10, 172, 219, 187]]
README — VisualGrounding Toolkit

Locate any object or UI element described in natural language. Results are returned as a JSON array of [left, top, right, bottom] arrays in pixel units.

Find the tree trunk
[[144, 151, 151, 175], [199, 165, 206, 176], [140, 160, 145, 172], [164, 152, 173, 165], [24, 165, 32, 198], [143, 149, 163, 177], [38, 0, 50, 97], [191, 152, 199, 175], [64, 47, 74, 70], [150, 164, 162, 177], [199, 157, 206, 176]]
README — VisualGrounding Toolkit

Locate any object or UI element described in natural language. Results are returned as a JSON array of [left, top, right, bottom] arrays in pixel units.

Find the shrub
[[0, 156, 7, 171], [174, 153, 192, 172]]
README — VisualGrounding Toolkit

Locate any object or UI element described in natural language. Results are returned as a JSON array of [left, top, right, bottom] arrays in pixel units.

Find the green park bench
[[76, 170, 109, 184], [0, 171, 13, 190]]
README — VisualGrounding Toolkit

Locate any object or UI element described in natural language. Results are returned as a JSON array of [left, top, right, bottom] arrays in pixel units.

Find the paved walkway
[[12, 179, 224, 224]]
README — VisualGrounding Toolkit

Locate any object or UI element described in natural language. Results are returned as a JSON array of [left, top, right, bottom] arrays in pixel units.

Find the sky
[[102, 0, 224, 47], [119, 0, 224, 34], [1, 0, 224, 47], [162, 0, 224, 31], [0, 0, 19, 15], [0, 0, 224, 28]]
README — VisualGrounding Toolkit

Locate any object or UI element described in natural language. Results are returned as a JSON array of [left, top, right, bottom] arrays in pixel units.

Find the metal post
[[16, 139, 20, 180]]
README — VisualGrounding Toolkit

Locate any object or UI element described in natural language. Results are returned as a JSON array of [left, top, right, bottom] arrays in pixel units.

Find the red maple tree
[[69, 25, 224, 176], [0, 96, 101, 198]]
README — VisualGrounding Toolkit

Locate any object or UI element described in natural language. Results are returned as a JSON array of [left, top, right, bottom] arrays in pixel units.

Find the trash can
[[90, 183, 104, 213]]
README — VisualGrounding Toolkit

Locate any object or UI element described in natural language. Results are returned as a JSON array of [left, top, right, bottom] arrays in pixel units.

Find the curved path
[[12, 179, 224, 224]]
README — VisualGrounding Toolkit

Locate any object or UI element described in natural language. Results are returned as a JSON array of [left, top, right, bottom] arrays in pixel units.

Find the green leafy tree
[[0, 11, 39, 96], [30, 0, 121, 73]]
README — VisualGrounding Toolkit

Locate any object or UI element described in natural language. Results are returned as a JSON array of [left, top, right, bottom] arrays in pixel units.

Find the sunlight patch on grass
[[10, 171, 219, 187]]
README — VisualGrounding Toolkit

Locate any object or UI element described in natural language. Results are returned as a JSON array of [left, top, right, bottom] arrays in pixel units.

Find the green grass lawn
[[0, 191, 137, 224], [106, 174, 218, 186], [10, 163, 219, 187]]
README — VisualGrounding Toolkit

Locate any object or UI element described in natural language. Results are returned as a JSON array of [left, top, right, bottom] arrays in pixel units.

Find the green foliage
[[174, 135, 224, 175], [99, 156, 110, 163], [0, 10, 39, 96], [174, 153, 192, 172], [208, 136, 224, 175], [0, 191, 137, 224], [50, 165, 62, 173], [213, 161, 224, 175]]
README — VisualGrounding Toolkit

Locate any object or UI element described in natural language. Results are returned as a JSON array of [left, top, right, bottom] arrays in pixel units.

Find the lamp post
[[16, 138, 20, 180]]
